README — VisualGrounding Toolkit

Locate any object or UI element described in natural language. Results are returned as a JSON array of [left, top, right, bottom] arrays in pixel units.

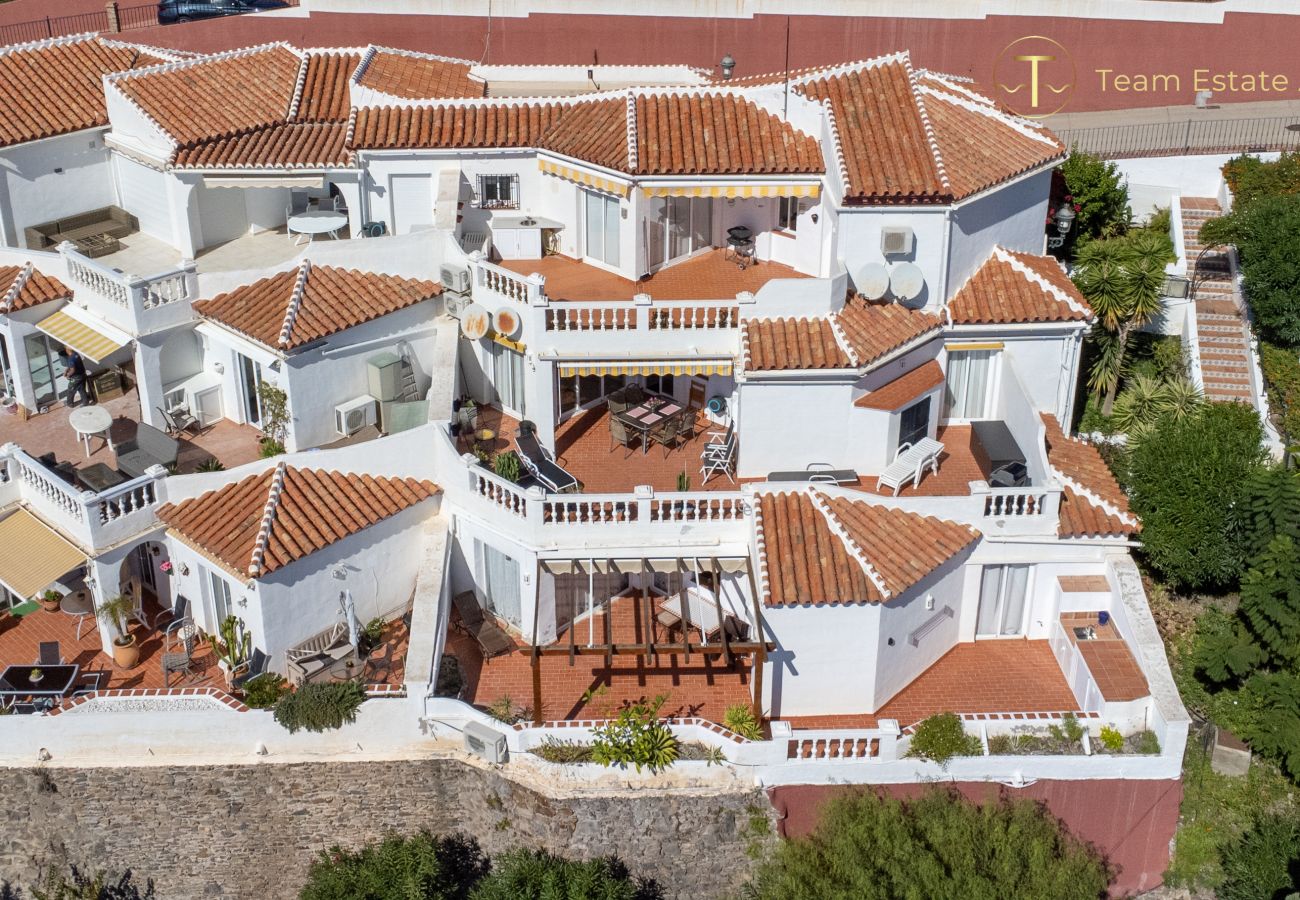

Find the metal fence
[[0, 0, 300, 46], [1055, 115, 1300, 160]]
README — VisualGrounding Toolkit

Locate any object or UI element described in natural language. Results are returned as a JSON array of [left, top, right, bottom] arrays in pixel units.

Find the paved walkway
[[1047, 100, 1300, 159]]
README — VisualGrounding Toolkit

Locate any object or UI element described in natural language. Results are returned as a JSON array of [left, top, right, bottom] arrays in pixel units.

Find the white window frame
[[776, 196, 800, 233], [644, 194, 713, 272], [488, 341, 526, 417], [943, 349, 1001, 422], [975, 564, 1031, 638], [475, 540, 522, 629], [201, 564, 234, 632], [583, 189, 622, 268]]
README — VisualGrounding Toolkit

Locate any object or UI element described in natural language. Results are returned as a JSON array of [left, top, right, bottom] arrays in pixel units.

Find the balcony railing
[[59, 244, 198, 337], [545, 301, 741, 332], [0, 444, 166, 553]]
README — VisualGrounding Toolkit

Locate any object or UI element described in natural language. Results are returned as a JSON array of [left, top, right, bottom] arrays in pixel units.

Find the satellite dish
[[493, 307, 520, 338], [853, 262, 890, 301], [889, 262, 925, 302], [461, 303, 490, 340]]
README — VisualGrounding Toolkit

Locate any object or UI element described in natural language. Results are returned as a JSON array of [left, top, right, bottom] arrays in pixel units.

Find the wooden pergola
[[527, 555, 773, 726]]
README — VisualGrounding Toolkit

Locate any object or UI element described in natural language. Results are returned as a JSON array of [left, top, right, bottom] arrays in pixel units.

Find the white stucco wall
[[764, 601, 880, 717], [836, 206, 947, 310], [735, 377, 856, 476], [870, 556, 971, 710], [946, 169, 1052, 295], [0, 131, 119, 249], [1113, 151, 1280, 201]]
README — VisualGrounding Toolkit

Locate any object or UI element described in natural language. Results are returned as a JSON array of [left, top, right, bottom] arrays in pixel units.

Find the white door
[[114, 157, 171, 240], [389, 174, 434, 234], [194, 386, 223, 426]]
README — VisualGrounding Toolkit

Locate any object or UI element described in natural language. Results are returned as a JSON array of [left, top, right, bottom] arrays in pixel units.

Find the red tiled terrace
[[501, 249, 807, 302]]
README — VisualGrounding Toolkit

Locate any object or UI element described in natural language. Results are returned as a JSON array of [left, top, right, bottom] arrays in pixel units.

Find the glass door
[[897, 396, 931, 451], [24, 332, 64, 409], [583, 190, 621, 268], [237, 353, 263, 428], [944, 349, 998, 420], [489, 342, 525, 416], [976, 565, 1030, 637], [645, 196, 713, 271], [0, 335, 11, 398], [476, 540, 522, 628]]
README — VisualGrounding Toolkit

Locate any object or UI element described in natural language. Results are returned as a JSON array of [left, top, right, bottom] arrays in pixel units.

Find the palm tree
[[1074, 229, 1174, 416]]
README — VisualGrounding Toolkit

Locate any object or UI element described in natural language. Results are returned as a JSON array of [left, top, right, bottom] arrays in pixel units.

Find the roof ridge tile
[[248, 462, 287, 578]]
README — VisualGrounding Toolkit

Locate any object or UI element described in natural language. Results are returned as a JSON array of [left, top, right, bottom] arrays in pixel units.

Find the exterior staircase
[[1180, 198, 1255, 403]]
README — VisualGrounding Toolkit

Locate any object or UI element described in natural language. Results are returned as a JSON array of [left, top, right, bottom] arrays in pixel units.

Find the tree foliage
[[1127, 402, 1267, 590], [471, 850, 660, 900], [748, 788, 1110, 900], [300, 832, 488, 900], [1059, 150, 1130, 245], [28, 867, 154, 900], [1219, 812, 1300, 900], [273, 681, 365, 734], [1200, 194, 1300, 346], [1221, 151, 1300, 213]]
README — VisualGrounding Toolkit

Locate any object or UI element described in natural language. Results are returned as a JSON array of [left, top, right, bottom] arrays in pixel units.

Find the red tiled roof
[[1041, 414, 1138, 538], [193, 262, 441, 350], [355, 49, 483, 100], [538, 98, 629, 171], [835, 299, 943, 367], [0, 37, 168, 147], [112, 45, 301, 147], [743, 317, 851, 371], [157, 464, 438, 578], [948, 248, 1091, 325], [173, 122, 349, 169], [350, 103, 567, 150], [756, 490, 978, 606], [0, 263, 72, 312], [855, 360, 944, 409], [292, 51, 362, 123], [1058, 487, 1135, 539]]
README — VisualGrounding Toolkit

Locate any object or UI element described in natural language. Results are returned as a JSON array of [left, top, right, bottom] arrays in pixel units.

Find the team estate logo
[[994, 36, 1076, 118]]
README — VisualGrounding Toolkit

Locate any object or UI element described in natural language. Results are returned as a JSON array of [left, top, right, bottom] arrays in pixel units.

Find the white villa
[[0, 35, 1186, 790]]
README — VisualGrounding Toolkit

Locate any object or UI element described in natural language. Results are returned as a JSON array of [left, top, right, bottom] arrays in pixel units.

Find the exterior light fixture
[[720, 54, 736, 80], [1047, 203, 1076, 250]]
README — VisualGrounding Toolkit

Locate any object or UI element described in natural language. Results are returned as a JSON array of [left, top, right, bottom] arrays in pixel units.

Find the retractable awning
[[0, 509, 85, 599], [640, 182, 820, 199], [538, 159, 630, 197], [556, 360, 733, 378], [203, 175, 326, 190], [35, 306, 131, 364]]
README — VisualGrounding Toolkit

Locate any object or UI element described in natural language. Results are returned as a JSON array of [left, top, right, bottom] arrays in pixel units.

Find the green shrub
[[469, 849, 660, 900], [1135, 730, 1160, 755], [1201, 194, 1300, 345], [1128, 401, 1268, 590], [484, 696, 529, 725], [677, 742, 725, 765], [273, 681, 365, 734], [1259, 341, 1300, 446], [30, 866, 155, 900], [1098, 726, 1125, 753], [532, 739, 594, 764], [748, 788, 1110, 899], [590, 696, 678, 774], [242, 673, 288, 709], [1222, 151, 1300, 212], [905, 712, 981, 766], [492, 451, 521, 483], [1219, 813, 1300, 900], [259, 438, 285, 458], [1049, 713, 1086, 745], [721, 702, 763, 740], [1060, 150, 1131, 247], [195, 458, 225, 472], [300, 831, 488, 900]]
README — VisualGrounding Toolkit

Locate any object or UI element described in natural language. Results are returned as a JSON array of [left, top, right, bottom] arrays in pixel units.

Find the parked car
[[157, 0, 288, 24]]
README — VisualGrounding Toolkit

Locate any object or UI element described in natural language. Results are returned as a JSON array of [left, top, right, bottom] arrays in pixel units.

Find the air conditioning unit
[[334, 396, 376, 437], [464, 720, 508, 764], [440, 263, 471, 294], [881, 226, 914, 256], [444, 293, 467, 318]]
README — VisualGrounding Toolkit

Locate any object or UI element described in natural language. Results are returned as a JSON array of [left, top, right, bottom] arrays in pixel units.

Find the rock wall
[[0, 760, 771, 898]]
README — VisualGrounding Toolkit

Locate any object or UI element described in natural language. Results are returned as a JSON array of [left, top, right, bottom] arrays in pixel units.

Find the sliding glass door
[[476, 540, 522, 629], [24, 332, 64, 410], [237, 353, 263, 428], [489, 342, 525, 416], [644, 196, 712, 271], [976, 564, 1030, 637], [583, 190, 621, 268], [944, 349, 998, 420]]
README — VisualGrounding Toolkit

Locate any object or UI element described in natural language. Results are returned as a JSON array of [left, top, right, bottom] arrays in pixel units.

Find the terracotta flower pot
[[38, 595, 62, 613], [112, 634, 140, 670]]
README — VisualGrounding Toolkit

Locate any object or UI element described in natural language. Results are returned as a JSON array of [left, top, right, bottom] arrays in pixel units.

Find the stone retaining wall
[[0, 759, 770, 898]]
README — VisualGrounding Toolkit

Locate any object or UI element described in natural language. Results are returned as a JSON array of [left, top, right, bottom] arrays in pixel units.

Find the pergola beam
[[536, 641, 772, 657]]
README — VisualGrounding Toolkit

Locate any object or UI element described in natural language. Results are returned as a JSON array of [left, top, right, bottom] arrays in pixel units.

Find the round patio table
[[68, 405, 114, 458], [60, 589, 94, 641], [288, 209, 348, 245]]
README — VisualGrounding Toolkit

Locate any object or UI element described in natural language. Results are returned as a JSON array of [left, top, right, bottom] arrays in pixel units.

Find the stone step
[[1197, 299, 1240, 316], [1201, 365, 1251, 381], [1197, 322, 1245, 333], [1200, 346, 1250, 360], [1204, 384, 1254, 398]]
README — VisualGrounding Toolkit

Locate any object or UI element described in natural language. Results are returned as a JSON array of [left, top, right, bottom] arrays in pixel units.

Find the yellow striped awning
[[557, 360, 733, 378], [36, 306, 131, 364], [641, 183, 821, 199], [491, 333, 526, 353], [538, 159, 630, 197], [0, 509, 85, 599]]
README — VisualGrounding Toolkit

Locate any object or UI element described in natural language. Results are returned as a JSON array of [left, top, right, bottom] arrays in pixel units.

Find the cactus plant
[[211, 615, 252, 671]]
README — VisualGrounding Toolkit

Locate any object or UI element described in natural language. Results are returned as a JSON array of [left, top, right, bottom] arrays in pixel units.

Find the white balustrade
[[473, 469, 529, 517], [14, 452, 86, 524], [649, 494, 746, 522], [58, 244, 197, 334], [543, 496, 638, 524], [980, 487, 1047, 518], [96, 476, 160, 525], [475, 258, 544, 305], [543, 301, 740, 333]]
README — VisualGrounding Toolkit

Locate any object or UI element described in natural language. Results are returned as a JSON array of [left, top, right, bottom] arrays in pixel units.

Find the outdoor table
[[615, 395, 685, 455], [287, 209, 348, 245], [60, 589, 95, 641], [76, 462, 126, 493], [659, 588, 723, 642], [68, 405, 114, 458], [0, 663, 80, 700]]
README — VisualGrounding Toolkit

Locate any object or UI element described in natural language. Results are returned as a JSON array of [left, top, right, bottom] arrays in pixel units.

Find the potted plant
[[36, 589, 63, 613], [210, 615, 252, 687], [29, 668, 43, 685], [95, 594, 140, 669]]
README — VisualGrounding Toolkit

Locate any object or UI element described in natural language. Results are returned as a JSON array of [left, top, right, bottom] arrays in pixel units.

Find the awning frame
[[35, 305, 132, 365], [0, 509, 87, 600], [555, 360, 734, 378]]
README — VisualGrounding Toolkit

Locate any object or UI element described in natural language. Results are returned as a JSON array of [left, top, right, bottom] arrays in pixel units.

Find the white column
[[167, 174, 202, 258], [133, 337, 168, 430]]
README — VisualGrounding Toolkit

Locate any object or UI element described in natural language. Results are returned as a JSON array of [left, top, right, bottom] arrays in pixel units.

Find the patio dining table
[[0, 663, 80, 701], [614, 394, 685, 455]]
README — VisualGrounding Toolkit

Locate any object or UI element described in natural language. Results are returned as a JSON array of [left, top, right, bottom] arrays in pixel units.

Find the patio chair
[[609, 415, 638, 455], [452, 591, 515, 659], [161, 621, 200, 688], [649, 416, 687, 457], [684, 380, 708, 437], [623, 383, 645, 405], [514, 430, 579, 494], [157, 405, 201, 437], [154, 594, 190, 636], [700, 429, 737, 484], [876, 437, 944, 496], [35, 642, 62, 666], [606, 392, 630, 418], [231, 648, 269, 691]]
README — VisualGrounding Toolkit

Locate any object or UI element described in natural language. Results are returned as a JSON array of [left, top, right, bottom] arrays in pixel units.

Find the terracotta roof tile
[[835, 299, 943, 367], [173, 122, 350, 169], [855, 360, 944, 409], [538, 98, 629, 171], [743, 317, 851, 371], [0, 263, 72, 312], [157, 465, 438, 578], [112, 45, 301, 147], [350, 103, 567, 150], [756, 491, 978, 607], [0, 36, 167, 147], [1042, 414, 1138, 539], [292, 51, 362, 122], [949, 249, 1091, 325], [356, 49, 483, 100], [921, 90, 1063, 199], [1058, 487, 1135, 539], [194, 262, 441, 350]]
